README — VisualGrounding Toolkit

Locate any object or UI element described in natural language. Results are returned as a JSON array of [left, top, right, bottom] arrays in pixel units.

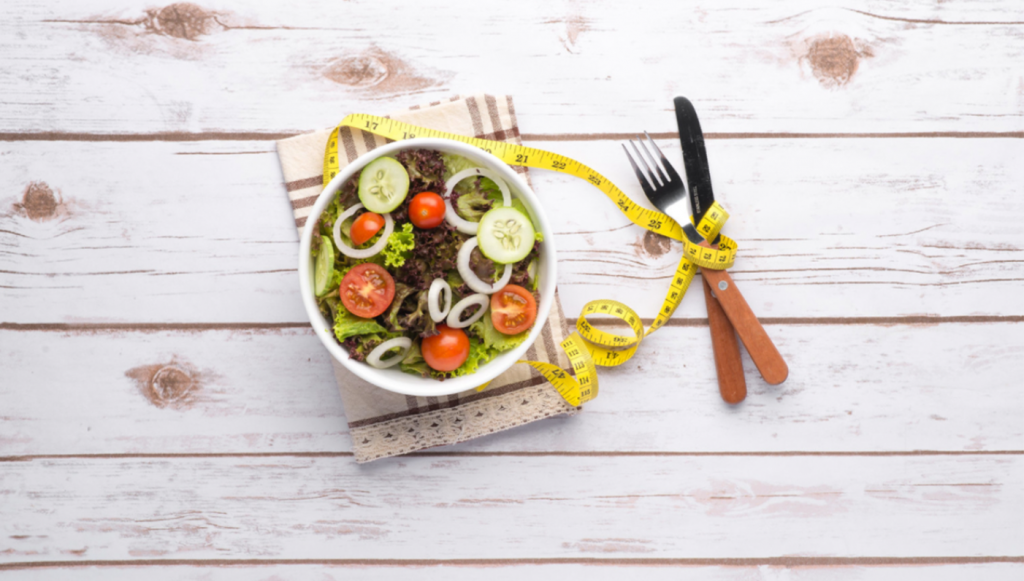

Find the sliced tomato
[[350, 212, 385, 246], [490, 284, 537, 335], [421, 324, 470, 372], [339, 263, 395, 318], [409, 192, 446, 229]]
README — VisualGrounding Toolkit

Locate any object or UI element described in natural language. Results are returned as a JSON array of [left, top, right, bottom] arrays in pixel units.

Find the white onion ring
[[446, 294, 489, 329], [332, 203, 394, 259], [444, 167, 512, 235], [428, 278, 452, 323], [457, 237, 513, 294], [366, 337, 412, 369]]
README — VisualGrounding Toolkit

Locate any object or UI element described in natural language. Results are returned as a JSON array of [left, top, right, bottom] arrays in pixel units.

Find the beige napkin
[[276, 94, 577, 463]]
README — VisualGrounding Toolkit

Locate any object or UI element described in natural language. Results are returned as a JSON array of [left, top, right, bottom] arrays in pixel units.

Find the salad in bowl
[[298, 138, 557, 397]]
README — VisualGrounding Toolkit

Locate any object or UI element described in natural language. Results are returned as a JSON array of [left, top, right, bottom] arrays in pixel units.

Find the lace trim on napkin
[[350, 384, 577, 462]]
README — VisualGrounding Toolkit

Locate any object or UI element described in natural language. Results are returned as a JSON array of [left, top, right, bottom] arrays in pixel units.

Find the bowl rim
[[297, 137, 558, 397]]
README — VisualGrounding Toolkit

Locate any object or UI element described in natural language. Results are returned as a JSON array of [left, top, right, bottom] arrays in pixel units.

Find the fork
[[623, 136, 746, 400], [623, 134, 788, 387]]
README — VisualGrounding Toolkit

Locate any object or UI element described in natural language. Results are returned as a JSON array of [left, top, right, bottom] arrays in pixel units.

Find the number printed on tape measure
[[325, 114, 739, 407]]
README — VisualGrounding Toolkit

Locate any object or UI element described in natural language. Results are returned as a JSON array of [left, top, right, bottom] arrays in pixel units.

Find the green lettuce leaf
[[382, 284, 437, 338], [442, 153, 500, 218], [385, 283, 417, 332], [399, 341, 431, 377], [469, 313, 531, 353], [333, 305, 389, 343], [445, 336, 500, 378], [383, 222, 415, 268], [455, 186, 498, 221], [319, 194, 343, 240], [441, 153, 481, 180]]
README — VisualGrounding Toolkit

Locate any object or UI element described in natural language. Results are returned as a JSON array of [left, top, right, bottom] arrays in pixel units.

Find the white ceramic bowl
[[298, 138, 557, 397]]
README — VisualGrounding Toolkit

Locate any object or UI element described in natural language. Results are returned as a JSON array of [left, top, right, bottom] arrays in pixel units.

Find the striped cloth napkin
[[275, 94, 577, 463]]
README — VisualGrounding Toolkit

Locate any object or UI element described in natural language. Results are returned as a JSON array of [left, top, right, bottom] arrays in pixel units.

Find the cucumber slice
[[313, 236, 335, 297], [358, 157, 409, 213], [477, 206, 536, 264], [527, 257, 539, 291]]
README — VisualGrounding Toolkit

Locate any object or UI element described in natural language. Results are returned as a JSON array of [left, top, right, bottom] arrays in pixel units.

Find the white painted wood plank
[[1, 455, 1020, 562], [3, 563, 1022, 580], [2, 138, 1022, 324], [0, 1, 1022, 135], [2, 324, 1021, 455]]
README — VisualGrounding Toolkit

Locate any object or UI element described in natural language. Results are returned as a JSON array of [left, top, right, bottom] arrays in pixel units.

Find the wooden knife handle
[[698, 268, 789, 385], [702, 276, 747, 403]]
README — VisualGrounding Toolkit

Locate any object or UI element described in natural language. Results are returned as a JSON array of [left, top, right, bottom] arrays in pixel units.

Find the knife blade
[[674, 96, 716, 230]]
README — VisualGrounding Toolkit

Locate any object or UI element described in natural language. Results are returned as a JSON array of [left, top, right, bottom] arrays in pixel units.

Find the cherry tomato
[[409, 192, 446, 229], [350, 212, 385, 246], [490, 284, 537, 335], [339, 263, 395, 318], [421, 324, 470, 372]]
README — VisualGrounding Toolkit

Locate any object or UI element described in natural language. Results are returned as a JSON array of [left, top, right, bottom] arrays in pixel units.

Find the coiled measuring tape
[[324, 114, 737, 407]]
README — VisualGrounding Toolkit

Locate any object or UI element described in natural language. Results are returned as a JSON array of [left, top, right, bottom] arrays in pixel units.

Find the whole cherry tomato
[[350, 212, 385, 246], [421, 324, 470, 372], [409, 192, 446, 229]]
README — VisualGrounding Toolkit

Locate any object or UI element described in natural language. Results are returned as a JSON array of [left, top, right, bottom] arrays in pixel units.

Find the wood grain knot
[[560, 13, 590, 53], [145, 2, 219, 40], [16, 182, 60, 221], [564, 14, 589, 47], [322, 47, 451, 93], [806, 34, 864, 87], [546, 0, 590, 53], [125, 359, 200, 408], [323, 53, 390, 88], [151, 366, 193, 402], [640, 230, 673, 258]]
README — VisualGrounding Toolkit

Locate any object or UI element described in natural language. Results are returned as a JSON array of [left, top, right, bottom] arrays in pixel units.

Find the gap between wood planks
[[2, 316, 1022, 333], [2, 450, 1021, 463], [0, 131, 1022, 142], [1, 556, 1021, 570]]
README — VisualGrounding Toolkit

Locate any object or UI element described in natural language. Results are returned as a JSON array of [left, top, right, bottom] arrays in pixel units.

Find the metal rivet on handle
[[718, 281, 729, 291]]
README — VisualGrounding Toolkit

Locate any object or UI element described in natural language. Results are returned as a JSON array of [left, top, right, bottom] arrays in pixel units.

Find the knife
[[674, 97, 788, 386], [675, 96, 747, 403]]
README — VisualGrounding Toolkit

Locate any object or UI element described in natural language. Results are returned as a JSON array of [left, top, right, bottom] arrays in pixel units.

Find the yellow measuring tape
[[324, 114, 737, 407]]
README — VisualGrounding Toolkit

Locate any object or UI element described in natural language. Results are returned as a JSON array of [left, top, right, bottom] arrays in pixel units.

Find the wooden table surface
[[2, 1, 1023, 578]]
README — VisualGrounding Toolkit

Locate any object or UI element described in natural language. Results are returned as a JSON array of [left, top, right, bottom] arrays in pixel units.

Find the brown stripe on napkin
[[275, 94, 576, 463], [286, 176, 322, 192]]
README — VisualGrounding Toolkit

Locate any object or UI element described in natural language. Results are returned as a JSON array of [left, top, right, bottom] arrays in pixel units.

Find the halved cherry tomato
[[490, 284, 537, 335], [421, 324, 470, 372], [350, 212, 385, 246], [339, 263, 395, 318], [409, 192, 446, 229]]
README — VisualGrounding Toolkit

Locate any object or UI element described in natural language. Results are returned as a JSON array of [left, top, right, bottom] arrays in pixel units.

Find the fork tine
[[621, 143, 655, 196], [644, 131, 681, 182], [629, 140, 663, 188], [634, 136, 669, 185]]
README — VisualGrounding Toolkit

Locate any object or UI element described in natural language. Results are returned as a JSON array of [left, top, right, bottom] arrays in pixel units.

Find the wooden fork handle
[[702, 277, 747, 403], [699, 267, 789, 385]]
